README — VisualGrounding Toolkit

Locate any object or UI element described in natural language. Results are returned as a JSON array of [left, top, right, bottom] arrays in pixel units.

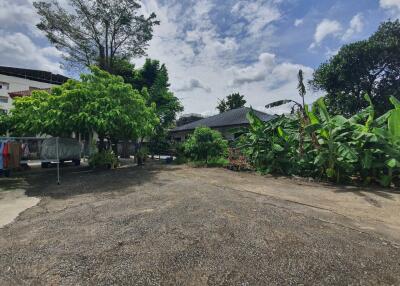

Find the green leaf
[[386, 158, 399, 168], [317, 98, 330, 123], [388, 108, 400, 140], [273, 144, 284, 152], [389, 96, 400, 109], [379, 175, 392, 187]]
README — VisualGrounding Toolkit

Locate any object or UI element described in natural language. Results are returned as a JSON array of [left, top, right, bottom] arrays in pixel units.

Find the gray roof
[[0, 66, 69, 85], [171, 107, 274, 132]]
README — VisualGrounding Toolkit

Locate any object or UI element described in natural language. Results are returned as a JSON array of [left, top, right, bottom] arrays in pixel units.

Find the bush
[[184, 126, 228, 165], [89, 150, 118, 169]]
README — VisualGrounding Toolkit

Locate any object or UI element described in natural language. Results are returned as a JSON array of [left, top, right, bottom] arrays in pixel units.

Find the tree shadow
[[332, 185, 399, 206], [17, 161, 177, 199]]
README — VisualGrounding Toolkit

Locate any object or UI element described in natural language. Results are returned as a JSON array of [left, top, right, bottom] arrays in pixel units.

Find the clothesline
[[0, 137, 51, 140]]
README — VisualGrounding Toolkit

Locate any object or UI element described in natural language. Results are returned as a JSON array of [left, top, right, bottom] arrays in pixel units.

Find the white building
[[0, 66, 69, 113]]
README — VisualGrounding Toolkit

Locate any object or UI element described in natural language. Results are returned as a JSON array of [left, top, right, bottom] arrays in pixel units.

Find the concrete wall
[[0, 74, 55, 113]]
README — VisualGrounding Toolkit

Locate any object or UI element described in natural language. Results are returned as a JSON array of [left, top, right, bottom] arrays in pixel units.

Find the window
[[0, 96, 8, 103], [0, 82, 9, 90]]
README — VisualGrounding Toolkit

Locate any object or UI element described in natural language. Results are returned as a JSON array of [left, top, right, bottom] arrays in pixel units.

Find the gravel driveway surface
[[1, 162, 400, 285]]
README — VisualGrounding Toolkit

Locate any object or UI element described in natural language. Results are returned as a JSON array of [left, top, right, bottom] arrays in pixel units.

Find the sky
[[0, 0, 399, 115]]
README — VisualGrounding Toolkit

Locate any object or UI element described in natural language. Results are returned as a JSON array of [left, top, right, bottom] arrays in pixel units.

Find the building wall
[[0, 74, 56, 113]]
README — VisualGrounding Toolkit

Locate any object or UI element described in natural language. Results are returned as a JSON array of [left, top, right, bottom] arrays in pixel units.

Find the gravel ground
[[1, 162, 400, 285]]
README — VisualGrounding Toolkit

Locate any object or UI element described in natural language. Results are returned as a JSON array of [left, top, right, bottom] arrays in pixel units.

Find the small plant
[[184, 126, 228, 166], [89, 150, 118, 169], [135, 146, 149, 165]]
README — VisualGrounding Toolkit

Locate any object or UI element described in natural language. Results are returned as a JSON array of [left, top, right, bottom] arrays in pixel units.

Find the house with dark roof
[[0, 66, 69, 113], [170, 107, 274, 141]]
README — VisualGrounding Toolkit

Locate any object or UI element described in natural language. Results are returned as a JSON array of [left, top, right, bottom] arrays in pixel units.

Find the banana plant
[[305, 98, 358, 182]]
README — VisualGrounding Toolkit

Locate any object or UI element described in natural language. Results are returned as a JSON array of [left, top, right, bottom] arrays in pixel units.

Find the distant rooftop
[[0, 66, 69, 85], [171, 107, 274, 132], [9, 88, 51, 99], [180, 113, 206, 118]]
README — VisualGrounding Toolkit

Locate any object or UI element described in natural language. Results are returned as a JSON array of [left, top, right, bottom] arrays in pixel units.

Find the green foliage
[[311, 20, 400, 116], [114, 58, 183, 155], [0, 112, 10, 136], [89, 150, 118, 169], [9, 66, 159, 145], [241, 95, 400, 187], [184, 127, 228, 165], [217, 93, 246, 113]]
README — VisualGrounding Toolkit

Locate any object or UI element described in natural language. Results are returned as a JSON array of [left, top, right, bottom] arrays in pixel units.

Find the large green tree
[[311, 20, 400, 116], [33, 0, 159, 71], [113, 58, 183, 155], [10, 67, 158, 150], [217, 93, 246, 113]]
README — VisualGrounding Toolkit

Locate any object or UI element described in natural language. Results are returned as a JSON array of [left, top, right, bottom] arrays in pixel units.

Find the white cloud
[[312, 19, 342, 46], [294, 19, 304, 27], [380, 0, 400, 17], [135, 0, 319, 114], [231, 53, 275, 86], [231, 0, 281, 35], [0, 0, 41, 36], [229, 53, 318, 113], [325, 47, 339, 58], [0, 32, 63, 74], [380, 0, 400, 9], [342, 13, 364, 41]]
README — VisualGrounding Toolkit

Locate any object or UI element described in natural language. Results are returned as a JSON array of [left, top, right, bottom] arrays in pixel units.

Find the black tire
[[41, 162, 50, 168], [4, 170, 11, 177], [73, 159, 81, 166]]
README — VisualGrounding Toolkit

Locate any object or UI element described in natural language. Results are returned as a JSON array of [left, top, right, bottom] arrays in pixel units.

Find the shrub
[[89, 150, 118, 169], [184, 126, 228, 165]]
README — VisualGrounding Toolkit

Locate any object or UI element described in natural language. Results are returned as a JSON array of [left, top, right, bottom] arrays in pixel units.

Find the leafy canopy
[[217, 93, 246, 113], [10, 66, 159, 142], [33, 0, 159, 71], [311, 20, 400, 116]]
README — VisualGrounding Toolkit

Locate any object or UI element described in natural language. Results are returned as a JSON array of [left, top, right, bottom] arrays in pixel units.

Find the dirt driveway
[[1, 162, 400, 285]]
